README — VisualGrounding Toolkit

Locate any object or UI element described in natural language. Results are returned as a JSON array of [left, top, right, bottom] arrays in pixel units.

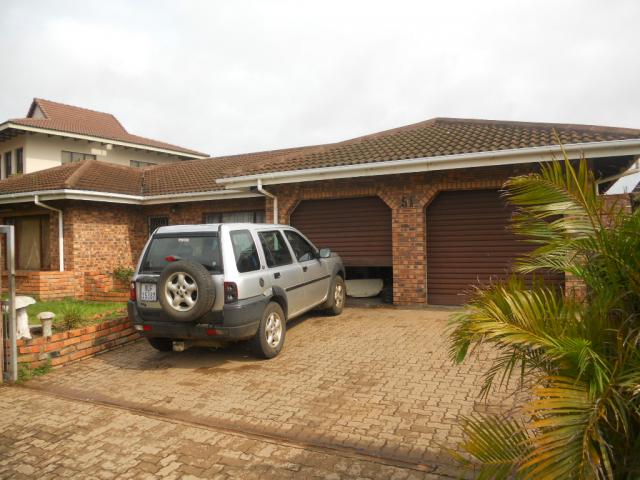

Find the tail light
[[224, 282, 238, 304], [130, 282, 137, 301]]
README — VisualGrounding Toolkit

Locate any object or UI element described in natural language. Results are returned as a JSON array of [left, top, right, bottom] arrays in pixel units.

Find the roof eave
[[217, 138, 640, 188], [0, 122, 209, 159], [0, 188, 261, 205]]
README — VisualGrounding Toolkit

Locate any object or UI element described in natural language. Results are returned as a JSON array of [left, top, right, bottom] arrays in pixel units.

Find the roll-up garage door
[[290, 196, 392, 267], [426, 189, 564, 305]]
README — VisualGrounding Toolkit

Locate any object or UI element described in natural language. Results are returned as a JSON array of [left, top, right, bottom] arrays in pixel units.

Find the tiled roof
[[221, 117, 640, 177], [7, 98, 207, 157], [143, 145, 318, 195], [1, 118, 639, 199], [0, 161, 143, 196], [0, 146, 316, 197]]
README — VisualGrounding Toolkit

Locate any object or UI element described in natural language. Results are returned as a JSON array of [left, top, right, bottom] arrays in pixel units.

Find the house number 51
[[400, 195, 415, 208]]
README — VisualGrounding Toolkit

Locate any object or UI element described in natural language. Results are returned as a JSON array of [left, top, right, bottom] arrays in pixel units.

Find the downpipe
[[256, 179, 278, 224]]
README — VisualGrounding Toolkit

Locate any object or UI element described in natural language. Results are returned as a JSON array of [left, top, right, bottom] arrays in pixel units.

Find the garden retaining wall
[[17, 316, 140, 370]]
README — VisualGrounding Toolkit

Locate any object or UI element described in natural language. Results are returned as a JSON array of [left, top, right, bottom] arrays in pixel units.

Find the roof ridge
[[34, 98, 121, 120], [432, 117, 640, 134], [31, 98, 50, 118], [62, 160, 94, 188], [211, 144, 323, 161]]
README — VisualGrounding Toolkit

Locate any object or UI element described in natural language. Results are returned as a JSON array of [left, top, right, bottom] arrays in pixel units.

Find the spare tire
[[158, 260, 216, 322]]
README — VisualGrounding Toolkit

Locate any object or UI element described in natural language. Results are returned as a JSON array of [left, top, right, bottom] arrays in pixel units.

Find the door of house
[[425, 189, 564, 305], [8, 216, 49, 270], [290, 197, 392, 267]]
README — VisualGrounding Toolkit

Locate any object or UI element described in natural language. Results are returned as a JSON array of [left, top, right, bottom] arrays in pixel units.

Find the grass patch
[[18, 360, 52, 382], [27, 299, 126, 332]]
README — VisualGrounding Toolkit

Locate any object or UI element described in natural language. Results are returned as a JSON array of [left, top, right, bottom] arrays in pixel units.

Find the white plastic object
[[15, 296, 36, 340], [37, 311, 55, 337], [345, 279, 384, 298]]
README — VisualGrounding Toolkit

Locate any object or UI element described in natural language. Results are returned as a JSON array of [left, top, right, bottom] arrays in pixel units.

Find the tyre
[[324, 275, 346, 315], [147, 337, 173, 352], [158, 260, 216, 322], [251, 302, 286, 359]]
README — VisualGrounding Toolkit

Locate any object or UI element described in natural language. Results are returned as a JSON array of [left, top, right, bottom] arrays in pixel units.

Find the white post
[[0, 225, 17, 382]]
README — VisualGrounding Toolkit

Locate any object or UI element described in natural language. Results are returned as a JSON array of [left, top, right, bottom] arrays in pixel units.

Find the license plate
[[140, 283, 157, 302]]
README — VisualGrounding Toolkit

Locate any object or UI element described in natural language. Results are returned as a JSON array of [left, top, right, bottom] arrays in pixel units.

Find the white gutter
[[256, 179, 278, 223], [0, 189, 261, 206], [0, 122, 208, 160], [34, 195, 64, 271], [217, 138, 640, 188]]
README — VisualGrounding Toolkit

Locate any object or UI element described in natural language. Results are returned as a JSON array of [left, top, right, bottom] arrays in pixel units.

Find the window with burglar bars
[[203, 211, 265, 224], [148, 216, 169, 236]]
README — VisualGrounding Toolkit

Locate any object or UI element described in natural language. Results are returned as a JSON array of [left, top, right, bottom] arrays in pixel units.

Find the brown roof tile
[[1, 118, 639, 199], [142, 145, 319, 195], [0, 160, 143, 196], [220, 117, 640, 178], [8, 99, 207, 157]]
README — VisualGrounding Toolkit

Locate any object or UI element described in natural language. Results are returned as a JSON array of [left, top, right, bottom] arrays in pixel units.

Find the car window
[[284, 230, 317, 262], [141, 235, 221, 273], [230, 230, 261, 273], [258, 231, 293, 268]]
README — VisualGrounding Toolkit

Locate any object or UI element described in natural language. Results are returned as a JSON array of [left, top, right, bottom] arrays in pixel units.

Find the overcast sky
[[0, 1, 638, 157]]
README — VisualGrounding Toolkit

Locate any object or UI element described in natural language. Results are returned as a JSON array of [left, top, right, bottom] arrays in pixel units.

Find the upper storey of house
[[0, 98, 208, 178]]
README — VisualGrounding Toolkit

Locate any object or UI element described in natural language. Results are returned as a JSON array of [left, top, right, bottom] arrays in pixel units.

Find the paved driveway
[[0, 307, 520, 479]]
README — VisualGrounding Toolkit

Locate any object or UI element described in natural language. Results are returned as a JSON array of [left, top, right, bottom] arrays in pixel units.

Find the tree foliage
[[449, 152, 640, 479]]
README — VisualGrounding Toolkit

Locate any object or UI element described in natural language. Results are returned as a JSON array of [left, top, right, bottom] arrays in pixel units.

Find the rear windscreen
[[140, 235, 221, 273]]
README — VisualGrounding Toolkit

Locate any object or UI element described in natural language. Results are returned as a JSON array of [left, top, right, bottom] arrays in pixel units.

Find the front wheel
[[251, 302, 286, 359], [325, 276, 346, 316]]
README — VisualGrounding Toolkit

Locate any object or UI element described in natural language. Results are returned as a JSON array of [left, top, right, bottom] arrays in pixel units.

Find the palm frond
[[524, 377, 612, 480], [452, 414, 533, 480], [448, 154, 640, 478]]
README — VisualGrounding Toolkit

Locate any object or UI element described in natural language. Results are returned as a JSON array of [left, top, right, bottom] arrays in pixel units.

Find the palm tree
[[448, 151, 640, 479]]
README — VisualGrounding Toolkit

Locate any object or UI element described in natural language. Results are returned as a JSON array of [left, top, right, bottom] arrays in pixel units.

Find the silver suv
[[127, 223, 345, 358]]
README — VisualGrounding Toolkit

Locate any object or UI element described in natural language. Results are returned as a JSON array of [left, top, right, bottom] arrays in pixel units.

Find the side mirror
[[318, 248, 331, 259]]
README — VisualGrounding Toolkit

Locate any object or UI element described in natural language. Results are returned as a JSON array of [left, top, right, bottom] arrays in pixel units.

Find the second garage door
[[426, 189, 563, 305], [290, 196, 392, 267]]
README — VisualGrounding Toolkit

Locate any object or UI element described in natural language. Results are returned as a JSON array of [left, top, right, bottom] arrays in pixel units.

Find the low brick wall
[[17, 317, 140, 369], [1, 271, 82, 300], [1, 270, 130, 301], [83, 272, 130, 301]]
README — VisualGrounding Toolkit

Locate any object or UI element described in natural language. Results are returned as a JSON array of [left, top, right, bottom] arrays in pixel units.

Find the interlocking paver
[[1, 307, 520, 477]]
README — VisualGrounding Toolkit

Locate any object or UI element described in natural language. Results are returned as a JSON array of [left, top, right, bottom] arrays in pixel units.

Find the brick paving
[[0, 307, 521, 478]]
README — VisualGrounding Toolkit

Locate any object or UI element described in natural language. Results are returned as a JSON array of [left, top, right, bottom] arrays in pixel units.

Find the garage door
[[426, 189, 563, 305], [290, 197, 392, 266]]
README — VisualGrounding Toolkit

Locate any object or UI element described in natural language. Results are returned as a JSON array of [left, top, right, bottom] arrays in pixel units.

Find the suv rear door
[[257, 230, 305, 317]]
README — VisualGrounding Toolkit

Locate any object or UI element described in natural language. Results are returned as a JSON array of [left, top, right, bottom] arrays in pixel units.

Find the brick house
[[1, 117, 638, 305]]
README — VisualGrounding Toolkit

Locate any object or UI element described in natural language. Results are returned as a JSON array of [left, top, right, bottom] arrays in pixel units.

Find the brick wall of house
[[265, 165, 535, 305], [65, 201, 146, 272], [141, 197, 265, 232], [0, 271, 81, 299]]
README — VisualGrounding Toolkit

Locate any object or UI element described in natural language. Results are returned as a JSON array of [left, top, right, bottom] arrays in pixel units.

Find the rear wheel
[[157, 260, 216, 322], [251, 302, 286, 359], [147, 337, 173, 352]]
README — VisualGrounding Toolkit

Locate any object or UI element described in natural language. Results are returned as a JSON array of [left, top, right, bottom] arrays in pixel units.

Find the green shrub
[[113, 266, 134, 283], [58, 300, 88, 330], [449, 155, 640, 478], [18, 360, 52, 382]]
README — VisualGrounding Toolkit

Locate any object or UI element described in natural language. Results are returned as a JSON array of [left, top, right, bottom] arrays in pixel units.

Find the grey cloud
[[1, 0, 639, 157]]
